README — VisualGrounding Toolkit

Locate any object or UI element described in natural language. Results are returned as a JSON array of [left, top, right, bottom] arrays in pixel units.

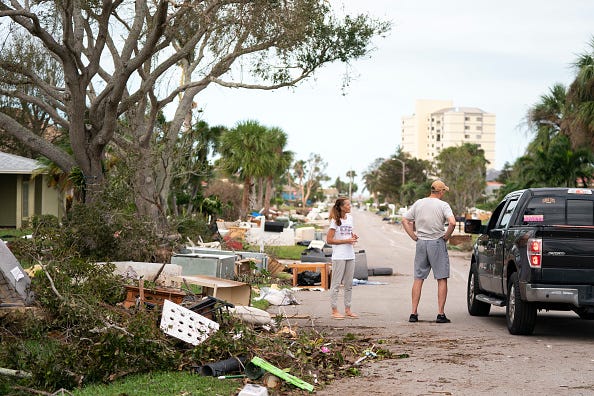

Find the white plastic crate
[[159, 299, 219, 345]]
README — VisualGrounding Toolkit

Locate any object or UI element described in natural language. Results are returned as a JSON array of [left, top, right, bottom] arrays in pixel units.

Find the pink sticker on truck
[[524, 214, 544, 222]]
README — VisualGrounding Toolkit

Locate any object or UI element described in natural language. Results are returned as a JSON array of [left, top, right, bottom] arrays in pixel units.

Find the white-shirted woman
[[326, 197, 359, 319]]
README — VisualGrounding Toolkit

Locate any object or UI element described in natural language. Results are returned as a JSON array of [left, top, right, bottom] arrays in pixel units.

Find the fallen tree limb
[[0, 367, 32, 378], [12, 385, 72, 395]]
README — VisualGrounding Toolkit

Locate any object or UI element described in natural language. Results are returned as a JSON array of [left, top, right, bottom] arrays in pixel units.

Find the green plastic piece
[[250, 356, 314, 392]]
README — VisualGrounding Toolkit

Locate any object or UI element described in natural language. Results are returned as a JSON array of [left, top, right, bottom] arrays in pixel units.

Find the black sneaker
[[436, 314, 451, 323], [408, 313, 418, 323]]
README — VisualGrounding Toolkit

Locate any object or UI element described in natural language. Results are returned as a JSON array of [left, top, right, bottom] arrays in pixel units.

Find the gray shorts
[[414, 238, 450, 279]]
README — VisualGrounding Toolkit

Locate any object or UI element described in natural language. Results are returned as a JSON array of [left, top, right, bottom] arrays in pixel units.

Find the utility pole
[[347, 169, 355, 201]]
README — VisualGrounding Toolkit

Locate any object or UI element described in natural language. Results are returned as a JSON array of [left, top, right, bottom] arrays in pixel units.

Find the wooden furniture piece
[[287, 262, 332, 290], [123, 284, 186, 309]]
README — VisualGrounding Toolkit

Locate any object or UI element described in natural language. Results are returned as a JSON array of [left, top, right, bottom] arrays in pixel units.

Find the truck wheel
[[506, 272, 536, 335], [467, 266, 490, 316]]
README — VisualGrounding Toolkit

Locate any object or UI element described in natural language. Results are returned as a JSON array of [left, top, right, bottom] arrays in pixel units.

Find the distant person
[[402, 180, 456, 323], [327, 197, 359, 319]]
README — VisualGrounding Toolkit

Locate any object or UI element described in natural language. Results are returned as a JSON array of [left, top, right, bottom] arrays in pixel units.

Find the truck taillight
[[527, 238, 542, 268]]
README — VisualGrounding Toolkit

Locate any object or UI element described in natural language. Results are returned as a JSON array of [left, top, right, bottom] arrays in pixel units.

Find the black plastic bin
[[264, 221, 285, 232]]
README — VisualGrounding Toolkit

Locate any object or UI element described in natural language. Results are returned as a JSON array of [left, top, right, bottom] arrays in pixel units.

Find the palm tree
[[513, 79, 594, 189], [528, 83, 568, 151], [262, 127, 293, 216], [170, 120, 225, 216], [566, 37, 594, 150], [219, 120, 270, 219]]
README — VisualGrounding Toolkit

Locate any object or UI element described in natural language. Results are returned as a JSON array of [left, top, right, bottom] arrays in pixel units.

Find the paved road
[[272, 208, 472, 326], [269, 208, 594, 395]]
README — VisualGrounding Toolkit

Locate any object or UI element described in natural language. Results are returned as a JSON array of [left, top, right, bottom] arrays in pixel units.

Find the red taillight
[[527, 238, 542, 268]]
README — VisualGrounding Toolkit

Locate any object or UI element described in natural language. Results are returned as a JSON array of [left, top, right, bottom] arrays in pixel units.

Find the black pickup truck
[[464, 187, 594, 335]]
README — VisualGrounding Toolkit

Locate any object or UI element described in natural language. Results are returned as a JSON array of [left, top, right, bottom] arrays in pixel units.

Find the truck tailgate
[[540, 228, 594, 283]]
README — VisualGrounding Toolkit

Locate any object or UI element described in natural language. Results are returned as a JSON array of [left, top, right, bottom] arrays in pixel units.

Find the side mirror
[[464, 219, 483, 234]]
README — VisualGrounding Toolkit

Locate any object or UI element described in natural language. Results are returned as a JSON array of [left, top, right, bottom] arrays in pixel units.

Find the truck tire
[[467, 266, 490, 316], [506, 272, 536, 335]]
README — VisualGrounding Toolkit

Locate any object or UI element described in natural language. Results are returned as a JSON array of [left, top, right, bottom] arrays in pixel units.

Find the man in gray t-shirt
[[402, 180, 456, 324]]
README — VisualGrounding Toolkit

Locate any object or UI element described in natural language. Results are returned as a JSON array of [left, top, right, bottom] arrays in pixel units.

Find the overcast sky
[[195, 0, 594, 193]]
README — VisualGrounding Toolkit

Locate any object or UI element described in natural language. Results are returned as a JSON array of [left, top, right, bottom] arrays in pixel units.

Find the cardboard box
[[169, 274, 251, 306]]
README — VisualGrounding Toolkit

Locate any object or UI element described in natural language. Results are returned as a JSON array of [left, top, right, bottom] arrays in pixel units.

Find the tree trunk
[[241, 176, 251, 220], [256, 178, 264, 210], [133, 147, 167, 228], [263, 176, 273, 216]]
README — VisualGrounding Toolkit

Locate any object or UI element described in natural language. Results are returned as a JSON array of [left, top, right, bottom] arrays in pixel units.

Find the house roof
[[0, 151, 42, 174]]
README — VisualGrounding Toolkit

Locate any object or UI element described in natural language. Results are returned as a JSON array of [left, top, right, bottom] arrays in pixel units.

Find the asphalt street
[[271, 208, 470, 325]]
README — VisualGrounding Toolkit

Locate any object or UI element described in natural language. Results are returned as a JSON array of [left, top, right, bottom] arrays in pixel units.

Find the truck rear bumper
[[521, 284, 594, 307]]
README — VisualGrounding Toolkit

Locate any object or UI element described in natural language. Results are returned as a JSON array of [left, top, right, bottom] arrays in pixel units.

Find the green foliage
[[204, 179, 243, 221], [436, 143, 488, 216], [173, 216, 213, 242], [363, 148, 431, 206], [61, 202, 160, 262], [261, 245, 307, 260], [0, 261, 181, 392]]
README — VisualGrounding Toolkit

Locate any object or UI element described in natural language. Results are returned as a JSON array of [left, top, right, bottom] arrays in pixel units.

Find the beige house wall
[[13, 175, 62, 228], [40, 175, 62, 219]]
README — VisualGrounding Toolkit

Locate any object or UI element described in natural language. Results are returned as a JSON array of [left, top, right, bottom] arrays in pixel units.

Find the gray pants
[[330, 259, 355, 309]]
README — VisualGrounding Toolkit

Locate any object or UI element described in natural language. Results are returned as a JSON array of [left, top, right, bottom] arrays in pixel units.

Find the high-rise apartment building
[[401, 99, 496, 168]]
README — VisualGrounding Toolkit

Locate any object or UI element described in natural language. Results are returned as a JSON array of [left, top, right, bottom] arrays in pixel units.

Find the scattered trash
[[320, 346, 330, 353], [228, 306, 272, 326], [238, 383, 269, 396], [352, 279, 388, 286], [254, 287, 299, 306], [297, 270, 321, 286], [353, 345, 378, 366], [244, 362, 265, 380], [199, 355, 248, 377], [218, 374, 246, 379], [250, 356, 314, 392]]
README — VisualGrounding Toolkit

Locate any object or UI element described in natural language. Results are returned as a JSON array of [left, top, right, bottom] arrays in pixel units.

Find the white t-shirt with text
[[329, 213, 355, 260]]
